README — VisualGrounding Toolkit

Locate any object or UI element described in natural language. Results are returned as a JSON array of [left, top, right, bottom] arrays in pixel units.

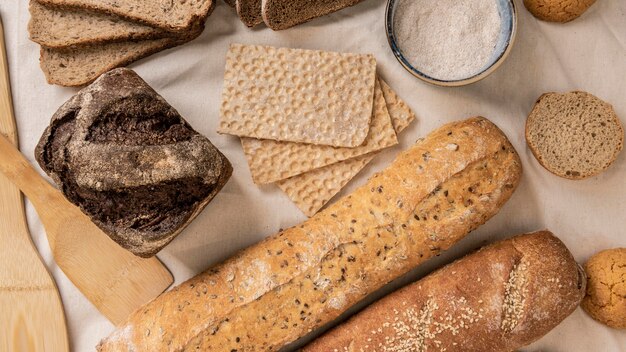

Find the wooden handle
[[0, 15, 16, 144], [0, 135, 64, 210]]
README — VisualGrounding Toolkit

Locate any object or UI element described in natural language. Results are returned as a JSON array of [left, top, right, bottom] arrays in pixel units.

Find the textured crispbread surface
[[277, 80, 416, 216], [278, 153, 375, 217], [523, 0, 597, 22], [236, 0, 263, 27], [28, 1, 167, 48], [525, 91, 623, 179], [304, 231, 585, 352], [35, 68, 232, 257], [581, 248, 626, 329], [36, 0, 215, 32], [262, 0, 365, 30], [241, 79, 396, 184], [40, 26, 203, 87], [218, 44, 377, 147], [98, 117, 521, 351]]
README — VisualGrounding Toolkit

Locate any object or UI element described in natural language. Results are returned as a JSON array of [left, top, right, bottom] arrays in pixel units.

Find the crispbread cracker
[[241, 79, 397, 184], [218, 44, 377, 147], [278, 80, 416, 216], [277, 154, 375, 217], [380, 79, 416, 132]]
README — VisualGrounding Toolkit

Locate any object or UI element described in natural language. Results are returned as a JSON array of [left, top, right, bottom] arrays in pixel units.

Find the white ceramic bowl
[[385, 0, 518, 87]]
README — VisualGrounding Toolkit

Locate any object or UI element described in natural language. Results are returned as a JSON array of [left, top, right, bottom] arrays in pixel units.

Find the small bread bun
[[582, 248, 626, 329], [523, 0, 597, 22]]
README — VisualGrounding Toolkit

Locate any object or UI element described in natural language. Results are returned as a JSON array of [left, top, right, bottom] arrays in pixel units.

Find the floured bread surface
[[241, 79, 396, 184], [278, 80, 416, 216], [35, 68, 232, 257], [218, 43, 377, 147]]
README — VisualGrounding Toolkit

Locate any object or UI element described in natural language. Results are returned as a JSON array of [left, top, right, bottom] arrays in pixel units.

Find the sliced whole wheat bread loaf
[[29, 1, 168, 48], [262, 0, 364, 30], [525, 91, 624, 179], [35, 0, 215, 32], [236, 0, 263, 27], [40, 26, 202, 87]]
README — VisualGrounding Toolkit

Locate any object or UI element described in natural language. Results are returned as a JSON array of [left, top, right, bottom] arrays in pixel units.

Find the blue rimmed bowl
[[385, 0, 517, 87]]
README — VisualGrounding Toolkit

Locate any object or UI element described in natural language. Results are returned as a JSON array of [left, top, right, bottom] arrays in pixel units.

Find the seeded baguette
[[304, 231, 586, 351], [28, 1, 168, 49], [97, 117, 522, 351], [35, 0, 215, 32]]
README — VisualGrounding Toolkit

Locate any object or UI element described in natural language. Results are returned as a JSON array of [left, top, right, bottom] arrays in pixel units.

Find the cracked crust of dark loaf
[[262, 0, 365, 30], [35, 0, 216, 33], [304, 231, 586, 352], [97, 117, 522, 351], [35, 68, 232, 257]]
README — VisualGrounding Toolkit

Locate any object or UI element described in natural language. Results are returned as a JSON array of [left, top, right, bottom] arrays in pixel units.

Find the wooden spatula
[[0, 24, 173, 326], [0, 15, 69, 352]]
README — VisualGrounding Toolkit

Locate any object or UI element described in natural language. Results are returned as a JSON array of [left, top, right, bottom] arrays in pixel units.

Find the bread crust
[[35, 68, 232, 257], [581, 248, 626, 329], [304, 231, 586, 351], [98, 117, 522, 351], [523, 0, 596, 22]]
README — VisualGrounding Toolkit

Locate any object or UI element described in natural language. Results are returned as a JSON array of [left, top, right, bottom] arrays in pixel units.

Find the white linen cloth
[[0, 0, 624, 350]]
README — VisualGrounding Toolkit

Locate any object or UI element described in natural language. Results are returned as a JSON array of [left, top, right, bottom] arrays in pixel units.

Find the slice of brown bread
[[40, 26, 203, 87], [29, 1, 168, 48], [236, 0, 263, 27], [525, 91, 624, 179], [35, 0, 215, 32], [262, 0, 364, 30]]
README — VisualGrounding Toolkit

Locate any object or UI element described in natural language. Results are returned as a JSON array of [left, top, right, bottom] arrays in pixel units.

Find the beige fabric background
[[0, 0, 624, 350]]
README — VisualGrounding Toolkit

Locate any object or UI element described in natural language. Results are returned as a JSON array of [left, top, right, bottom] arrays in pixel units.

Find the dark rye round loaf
[[35, 68, 232, 257]]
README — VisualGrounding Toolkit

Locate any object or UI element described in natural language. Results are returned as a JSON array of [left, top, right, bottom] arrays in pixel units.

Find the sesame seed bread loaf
[[262, 0, 365, 30], [97, 117, 522, 351], [35, 0, 216, 32], [28, 1, 167, 49], [304, 230, 586, 352]]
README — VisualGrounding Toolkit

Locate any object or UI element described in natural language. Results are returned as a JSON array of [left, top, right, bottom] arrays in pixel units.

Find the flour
[[394, 0, 502, 81]]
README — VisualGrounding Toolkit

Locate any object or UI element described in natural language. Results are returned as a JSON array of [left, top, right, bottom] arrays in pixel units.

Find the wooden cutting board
[[0, 15, 69, 352], [0, 17, 173, 326]]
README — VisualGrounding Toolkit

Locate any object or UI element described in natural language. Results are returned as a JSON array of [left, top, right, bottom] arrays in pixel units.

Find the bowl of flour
[[386, 0, 517, 86]]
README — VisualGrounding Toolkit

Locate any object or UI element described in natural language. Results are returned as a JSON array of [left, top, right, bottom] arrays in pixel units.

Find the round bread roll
[[525, 91, 624, 180], [582, 248, 626, 329], [523, 0, 597, 22]]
